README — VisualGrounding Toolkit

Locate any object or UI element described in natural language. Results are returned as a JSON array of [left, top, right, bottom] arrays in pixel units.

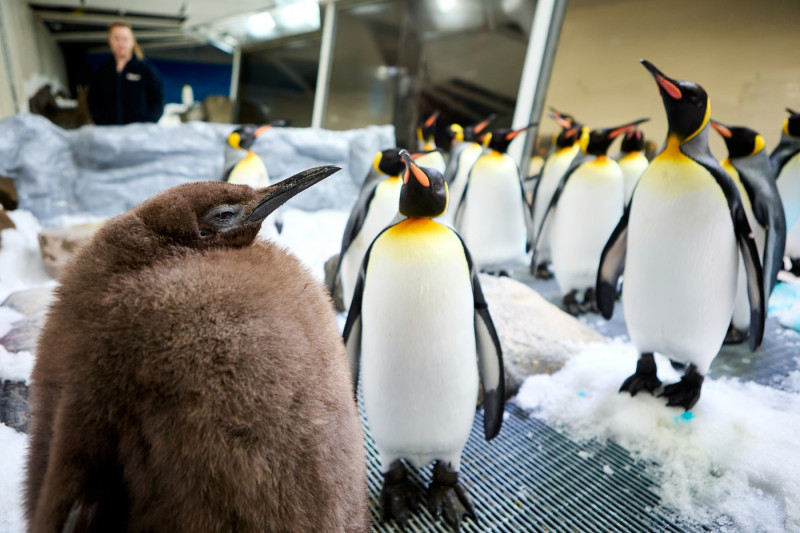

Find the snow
[[3, 205, 800, 532], [514, 341, 800, 532]]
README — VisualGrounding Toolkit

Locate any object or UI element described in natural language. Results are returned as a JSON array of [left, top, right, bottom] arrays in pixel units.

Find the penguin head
[[227, 121, 285, 151], [462, 113, 497, 143], [398, 150, 447, 218], [372, 148, 405, 177], [620, 127, 646, 153], [450, 123, 465, 143], [135, 166, 339, 251], [586, 119, 649, 156], [642, 60, 709, 143], [549, 110, 582, 149], [710, 120, 765, 159], [483, 122, 538, 153], [416, 111, 440, 151], [784, 108, 800, 137]]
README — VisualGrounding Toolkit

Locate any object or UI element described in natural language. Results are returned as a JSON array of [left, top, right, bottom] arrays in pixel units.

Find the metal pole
[[229, 45, 241, 100], [508, 0, 567, 176], [0, 2, 21, 114], [311, 1, 336, 129]]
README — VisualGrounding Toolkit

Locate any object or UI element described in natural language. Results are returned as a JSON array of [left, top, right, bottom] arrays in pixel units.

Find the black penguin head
[[416, 111, 440, 150], [462, 113, 497, 143], [586, 119, 649, 156], [398, 150, 447, 218], [373, 148, 405, 177], [642, 60, 709, 143], [137, 166, 339, 250], [227, 120, 286, 150], [785, 108, 800, 137], [620, 127, 646, 153], [711, 120, 765, 159], [549, 110, 582, 149], [483, 122, 538, 153]]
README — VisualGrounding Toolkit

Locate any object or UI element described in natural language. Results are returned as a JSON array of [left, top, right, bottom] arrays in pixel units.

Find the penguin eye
[[215, 210, 235, 221]]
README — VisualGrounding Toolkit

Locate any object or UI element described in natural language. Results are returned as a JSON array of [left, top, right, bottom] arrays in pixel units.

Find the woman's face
[[108, 26, 135, 60]]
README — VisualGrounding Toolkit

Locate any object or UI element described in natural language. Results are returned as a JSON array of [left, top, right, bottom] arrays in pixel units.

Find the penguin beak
[[710, 120, 733, 139], [254, 125, 272, 137], [641, 60, 683, 100], [549, 112, 573, 130], [607, 118, 650, 139], [505, 122, 539, 141], [473, 113, 497, 135], [399, 150, 431, 187], [246, 166, 340, 223], [424, 111, 439, 128], [787, 108, 799, 116]]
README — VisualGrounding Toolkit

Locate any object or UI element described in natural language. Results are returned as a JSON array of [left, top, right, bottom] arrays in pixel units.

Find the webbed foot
[[723, 323, 748, 345], [535, 262, 553, 279], [660, 365, 704, 411], [580, 287, 597, 314], [620, 353, 661, 396], [427, 462, 477, 531], [379, 461, 418, 529], [563, 290, 582, 316]]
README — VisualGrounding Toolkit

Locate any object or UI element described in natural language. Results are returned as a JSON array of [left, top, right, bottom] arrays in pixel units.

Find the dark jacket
[[88, 56, 164, 125]]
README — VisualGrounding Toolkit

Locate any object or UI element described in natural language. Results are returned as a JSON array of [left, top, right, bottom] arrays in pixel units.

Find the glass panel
[[237, 36, 321, 126]]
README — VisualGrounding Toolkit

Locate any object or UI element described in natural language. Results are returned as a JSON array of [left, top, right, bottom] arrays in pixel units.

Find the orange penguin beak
[[710, 120, 733, 138], [505, 122, 539, 141], [254, 125, 272, 137], [607, 118, 650, 139], [641, 60, 682, 100], [473, 113, 497, 136], [399, 150, 430, 187]]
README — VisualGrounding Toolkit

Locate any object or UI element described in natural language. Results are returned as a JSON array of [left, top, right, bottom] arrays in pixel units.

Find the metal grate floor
[[362, 271, 798, 531]]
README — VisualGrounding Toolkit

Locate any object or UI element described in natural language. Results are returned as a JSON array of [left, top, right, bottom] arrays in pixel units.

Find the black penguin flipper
[[329, 183, 379, 297], [342, 246, 372, 396], [529, 157, 584, 269], [453, 170, 472, 230], [454, 231, 505, 440], [595, 206, 630, 320], [517, 170, 534, 252], [770, 140, 799, 177], [695, 158, 766, 350]]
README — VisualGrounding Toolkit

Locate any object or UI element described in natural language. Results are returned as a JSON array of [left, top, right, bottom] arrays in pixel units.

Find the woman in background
[[88, 22, 163, 125]]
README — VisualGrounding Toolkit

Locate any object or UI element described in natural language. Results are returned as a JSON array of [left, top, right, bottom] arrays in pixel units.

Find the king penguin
[[332, 148, 405, 310], [25, 166, 369, 532], [770, 109, 800, 269], [596, 60, 765, 410], [454, 124, 536, 271], [533, 118, 648, 315], [441, 114, 496, 224], [617, 127, 649, 205], [529, 110, 589, 278], [223, 122, 285, 238], [343, 150, 504, 530], [710, 119, 786, 343], [414, 111, 447, 174]]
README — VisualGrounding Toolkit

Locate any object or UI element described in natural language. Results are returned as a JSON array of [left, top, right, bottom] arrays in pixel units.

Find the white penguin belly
[[361, 220, 478, 469], [551, 158, 624, 294], [458, 153, 527, 267], [444, 144, 483, 224], [619, 152, 649, 205], [776, 154, 800, 231], [340, 179, 402, 309], [414, 150, 447, 174], [227, 153, 281, 241], [623, 157, 738, 374], [533, 146, 578, 261]]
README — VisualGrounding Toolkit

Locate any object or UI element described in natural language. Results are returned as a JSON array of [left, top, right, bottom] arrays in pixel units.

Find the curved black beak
[[246, 166, 340, 223], [641, 59, 683, 100]]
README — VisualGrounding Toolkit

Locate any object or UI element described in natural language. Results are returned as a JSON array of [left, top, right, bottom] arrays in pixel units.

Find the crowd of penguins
[[22, 59, 800, 532]]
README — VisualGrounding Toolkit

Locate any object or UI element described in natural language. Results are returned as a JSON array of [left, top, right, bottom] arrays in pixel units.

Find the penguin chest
[[227, 152, 270, 188], [551, 157, 624, 291], [623, 155, 738, 370], [459, 153, 526, 265], [340, 178, 402, 306], [619, 152, 649, 203], [776, 153, 800, 230], [360, 219, 479, 456], [445, 143, 483, 221], [534, 146, 578, 233], [414, 150, 447, 174]]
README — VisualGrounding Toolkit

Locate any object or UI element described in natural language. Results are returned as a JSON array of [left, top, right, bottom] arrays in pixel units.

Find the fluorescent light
[[247, 11, 276, 38]]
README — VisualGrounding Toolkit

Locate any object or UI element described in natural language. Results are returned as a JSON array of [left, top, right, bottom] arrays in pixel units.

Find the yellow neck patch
[[784, 118, 791, 137], [683, 98, 711, 144], [753, 135, 765, 155]]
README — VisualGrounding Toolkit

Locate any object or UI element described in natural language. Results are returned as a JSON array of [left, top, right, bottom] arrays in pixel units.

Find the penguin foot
[[580, 288, 597, 314], [481, 268, 510, 277], [723, 323, 748, 345], [562, 290, 582, 316], [380, 461, 418, 529], [534, 262, 553, 279], [620, 353, 661, 397], [660, 365, 704, 411], [427, 462, 476, 532]]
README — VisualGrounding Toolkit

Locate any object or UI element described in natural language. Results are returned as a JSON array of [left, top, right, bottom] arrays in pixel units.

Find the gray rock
[[0, 312, 45, 353], [1, 380, 29, 433], [2, 286, 54, 316], [0, 114, 395, 225], [479, 274, 606, 396]]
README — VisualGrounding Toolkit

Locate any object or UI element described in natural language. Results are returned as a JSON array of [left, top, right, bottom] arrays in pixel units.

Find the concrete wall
[[542, 0, 800, 157], [0, 0, 68, 120]]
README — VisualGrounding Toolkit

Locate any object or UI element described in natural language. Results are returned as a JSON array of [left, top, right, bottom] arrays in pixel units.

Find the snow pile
[[0, 424, 27, 533], [515, 341, 800, 532], [0, 211, 54, 303]]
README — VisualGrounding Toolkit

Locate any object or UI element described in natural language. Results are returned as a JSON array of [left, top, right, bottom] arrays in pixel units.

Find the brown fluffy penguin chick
[[25, 167, 369, 533]]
